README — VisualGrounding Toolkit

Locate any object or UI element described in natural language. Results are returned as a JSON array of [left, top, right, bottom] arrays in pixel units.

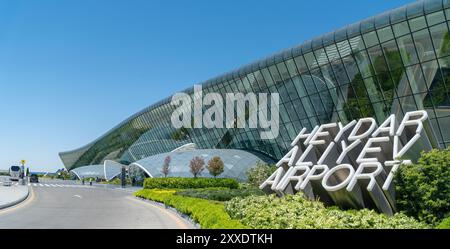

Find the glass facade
[[60, 0, 450, 172], [129, 149, 264, 181]]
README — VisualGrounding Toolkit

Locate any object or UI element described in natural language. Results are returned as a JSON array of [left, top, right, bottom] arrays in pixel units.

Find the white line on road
[[39, 184, 44, 187], [74, 195, 82, 199]]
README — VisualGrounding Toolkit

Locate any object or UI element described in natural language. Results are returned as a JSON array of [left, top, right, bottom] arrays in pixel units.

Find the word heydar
[[260, 110, 438, 215]]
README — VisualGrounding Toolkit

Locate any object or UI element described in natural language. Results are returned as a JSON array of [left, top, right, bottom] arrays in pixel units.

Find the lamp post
[[20, 160, 26, 185]]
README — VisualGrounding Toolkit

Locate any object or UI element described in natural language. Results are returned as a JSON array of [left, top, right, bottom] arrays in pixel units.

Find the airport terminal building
[[60, 0, 450, 182]]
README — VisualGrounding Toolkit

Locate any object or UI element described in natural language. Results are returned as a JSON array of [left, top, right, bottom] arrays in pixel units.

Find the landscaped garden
[[134, 149, 450, 229]]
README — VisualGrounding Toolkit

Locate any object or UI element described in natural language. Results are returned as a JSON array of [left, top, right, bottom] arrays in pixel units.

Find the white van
[[9, 165, 22, 181]]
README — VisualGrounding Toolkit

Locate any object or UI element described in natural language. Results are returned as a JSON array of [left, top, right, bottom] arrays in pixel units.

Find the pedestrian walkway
[[0, 185, 29, 209], [29, 183, 96, 188]]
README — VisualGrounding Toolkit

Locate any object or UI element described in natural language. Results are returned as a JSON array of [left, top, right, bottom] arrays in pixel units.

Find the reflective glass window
[[261, 68, 274, 87], [276, 62, 290, 81], [269, 65, 283, 84], [397, 34, 420, 66], [314, 48, 328, 66], [427, 10, 446, 26], [430, 23, 450, 57], [393, 21, 410, 37], [336, 40, 351, 57], [304, 52, 317, 70], [354, 50, 373, 78], [409, 16, 427, 32], [350, 36, 365, 52], [406, 65, 428, 93], [363, 31, 379, 48], [377, 26, 394, 43], [293, 56, 308, 73], [285, 59, 299, 77], [412, 29, 436, 62], [423, 64, 450, 110], [446, 8, 450, 20], [325, 44, 339, 61]]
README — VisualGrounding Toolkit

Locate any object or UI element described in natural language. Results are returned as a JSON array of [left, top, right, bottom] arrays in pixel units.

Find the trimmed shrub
[[225, 194, 428, 229], [395, 148, 450, 225], [135, 189, 247, 229], [246, 161, 277, 187], [143, 177, 239, 189], [437, 217, 450, 229], [176, 188, 265, 201]]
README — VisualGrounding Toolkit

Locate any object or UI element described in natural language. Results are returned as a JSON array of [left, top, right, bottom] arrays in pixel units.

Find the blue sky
[[0, 0, 413, 172]]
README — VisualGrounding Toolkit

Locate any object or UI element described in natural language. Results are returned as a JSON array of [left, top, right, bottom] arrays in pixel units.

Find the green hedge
[[395, 148, 450, 225], [225, 194, 428, 229], [143, 177, 239, 189], [175, 188, 265, 201], [437, 217, 450, 229], [135, 189, 247, 229]]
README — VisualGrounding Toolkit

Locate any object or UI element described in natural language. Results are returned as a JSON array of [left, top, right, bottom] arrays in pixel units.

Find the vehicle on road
[[29, 174, 39, 183], [9, 165, 22, 181]]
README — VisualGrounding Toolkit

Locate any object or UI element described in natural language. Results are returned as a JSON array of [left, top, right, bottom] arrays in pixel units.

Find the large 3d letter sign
[[260, 110, 438, 215]]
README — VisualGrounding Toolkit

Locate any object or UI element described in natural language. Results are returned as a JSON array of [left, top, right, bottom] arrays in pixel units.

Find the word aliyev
[[261, 110, 430, 202]]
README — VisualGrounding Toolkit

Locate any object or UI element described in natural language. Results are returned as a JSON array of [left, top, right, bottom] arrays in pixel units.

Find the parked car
[[29, 174, 39, 183]]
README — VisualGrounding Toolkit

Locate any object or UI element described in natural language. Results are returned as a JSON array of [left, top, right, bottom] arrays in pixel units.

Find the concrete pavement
[[0, 176, 30, 209], [0, 185, 29, 209], [0, 179, 194, 229]]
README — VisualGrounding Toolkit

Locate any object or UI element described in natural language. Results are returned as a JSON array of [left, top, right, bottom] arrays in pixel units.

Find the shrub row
[[225, 194, 428, 229], [143, 177, 239, 189], [135, 189, 247, 229], [175, 188, 265, 202]]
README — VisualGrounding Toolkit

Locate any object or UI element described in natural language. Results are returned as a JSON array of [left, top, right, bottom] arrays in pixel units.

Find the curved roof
[[71, 165, 104, 180], [59, 0, 446, 171], [130, 149, 263, 181], [70, 160, 125, 180]]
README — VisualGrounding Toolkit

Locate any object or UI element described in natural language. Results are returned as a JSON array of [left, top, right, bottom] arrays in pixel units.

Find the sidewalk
[[0, 184, 30, 209]]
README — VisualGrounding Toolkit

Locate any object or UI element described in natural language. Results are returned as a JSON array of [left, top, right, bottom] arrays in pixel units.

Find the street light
[[20, 160, 26, 185]]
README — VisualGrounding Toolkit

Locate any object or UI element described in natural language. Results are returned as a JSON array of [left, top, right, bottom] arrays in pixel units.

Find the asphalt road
[[0, 179, 193, 229]]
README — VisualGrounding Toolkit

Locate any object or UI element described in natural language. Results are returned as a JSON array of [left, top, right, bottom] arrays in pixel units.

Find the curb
[[0, 186, 30, 210], [135, 197, 200, 229]]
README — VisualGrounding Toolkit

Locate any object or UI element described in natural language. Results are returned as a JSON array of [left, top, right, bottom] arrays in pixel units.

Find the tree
[[207, 156, 224, 178], [26, 167, 30, 177], [189, 156, 205, 178], [161, 155, 171, 177]]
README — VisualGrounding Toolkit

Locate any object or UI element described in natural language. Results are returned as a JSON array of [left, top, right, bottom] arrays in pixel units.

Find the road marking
[[128, 196, 191, 229], [33, 183, 37, 187], [28, 183, 31, 186], [39, 184, 43, 187], [74, 195, 82, 199]]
